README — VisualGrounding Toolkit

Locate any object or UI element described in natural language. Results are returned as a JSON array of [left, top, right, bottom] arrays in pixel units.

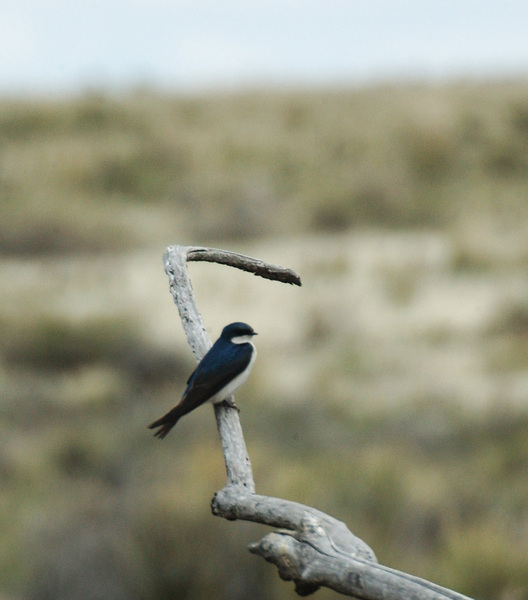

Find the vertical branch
[[163, 245, 256, 491], [163, 245, 211, 360]]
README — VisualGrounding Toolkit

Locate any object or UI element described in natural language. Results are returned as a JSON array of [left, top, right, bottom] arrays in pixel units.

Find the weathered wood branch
[[186, 246, 302, 286], [162, 244, 475, 600]]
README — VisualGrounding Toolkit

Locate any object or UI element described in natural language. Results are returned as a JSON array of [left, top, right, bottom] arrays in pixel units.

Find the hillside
[[2, 81, 528, 599]]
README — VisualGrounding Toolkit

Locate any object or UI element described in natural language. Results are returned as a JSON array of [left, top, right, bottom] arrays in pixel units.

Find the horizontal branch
[[249, 533, 473, 600], [186, 246, 302, 286], [212, 485, 376, 561], [212, 485, 473, 600]]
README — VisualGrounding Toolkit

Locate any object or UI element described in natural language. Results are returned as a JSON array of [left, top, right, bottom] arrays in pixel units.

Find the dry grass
[[3, 80, 528, 252], [2, 80, 528, 599]]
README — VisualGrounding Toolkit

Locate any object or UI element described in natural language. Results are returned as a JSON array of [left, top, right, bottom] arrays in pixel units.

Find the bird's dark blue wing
[[182, 338, 252, 407]]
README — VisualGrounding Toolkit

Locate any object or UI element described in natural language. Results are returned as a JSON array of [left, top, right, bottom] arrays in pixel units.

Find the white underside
[[209, 344, 257, 404]]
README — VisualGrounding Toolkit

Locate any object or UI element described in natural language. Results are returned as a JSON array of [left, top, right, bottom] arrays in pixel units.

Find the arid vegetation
[[2, 80, 528, 599]]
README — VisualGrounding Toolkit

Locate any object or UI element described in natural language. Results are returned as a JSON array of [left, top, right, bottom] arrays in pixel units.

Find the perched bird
[[148, 322, 257, 439]]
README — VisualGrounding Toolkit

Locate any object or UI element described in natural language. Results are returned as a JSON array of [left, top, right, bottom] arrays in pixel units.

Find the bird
[[148, 322, 257, 439]]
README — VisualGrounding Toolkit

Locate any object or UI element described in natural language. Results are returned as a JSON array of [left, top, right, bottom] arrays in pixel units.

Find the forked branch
[[162, 244, 474, 600]]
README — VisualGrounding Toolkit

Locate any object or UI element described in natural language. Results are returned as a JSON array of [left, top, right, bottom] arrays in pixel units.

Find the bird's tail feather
[[148, 412, 181, 439]]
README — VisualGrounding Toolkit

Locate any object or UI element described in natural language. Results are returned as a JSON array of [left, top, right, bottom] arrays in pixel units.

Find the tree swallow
[[148, 322, 257, 439]]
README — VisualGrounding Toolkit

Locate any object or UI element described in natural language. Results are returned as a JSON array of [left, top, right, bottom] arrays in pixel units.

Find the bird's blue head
[[221, 322, 257, 344]]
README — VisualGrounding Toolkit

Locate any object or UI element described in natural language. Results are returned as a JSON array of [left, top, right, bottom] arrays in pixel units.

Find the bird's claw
[[221, 398, 240, 412]]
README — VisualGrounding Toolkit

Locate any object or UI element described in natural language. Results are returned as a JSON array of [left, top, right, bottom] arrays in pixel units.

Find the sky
[[1, 0, 528, 95]]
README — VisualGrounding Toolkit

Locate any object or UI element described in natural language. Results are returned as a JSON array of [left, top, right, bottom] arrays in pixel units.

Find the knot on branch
[[249, 532, 321, 597], [297, 515, 329, 545], [211, 484, 252, 521]]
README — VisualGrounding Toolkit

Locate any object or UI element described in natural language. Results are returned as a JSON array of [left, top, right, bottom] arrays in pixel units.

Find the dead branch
[[186, 246, 302, 286], [161, 244, 474, 600]]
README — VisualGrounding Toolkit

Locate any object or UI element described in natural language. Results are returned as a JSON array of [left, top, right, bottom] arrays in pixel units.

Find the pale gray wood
[[162, 244, 474, 600], [186, 246, 302, 286]]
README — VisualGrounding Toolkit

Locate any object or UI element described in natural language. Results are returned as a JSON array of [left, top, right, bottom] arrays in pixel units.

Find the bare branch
[[161, 244, 475, 600], [163, 245, 256, 490], [211, 486, 376, 560], [186, 246, 302, 286], [212, 486, 473, 600], [249, 533, 471, 600]]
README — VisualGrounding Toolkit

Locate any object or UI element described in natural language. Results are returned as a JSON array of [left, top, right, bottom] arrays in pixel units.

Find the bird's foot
[[221, 397, 240, 412]]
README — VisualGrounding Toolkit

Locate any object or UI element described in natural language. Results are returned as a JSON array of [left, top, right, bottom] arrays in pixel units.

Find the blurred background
[[2, 1, 528, 599]]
